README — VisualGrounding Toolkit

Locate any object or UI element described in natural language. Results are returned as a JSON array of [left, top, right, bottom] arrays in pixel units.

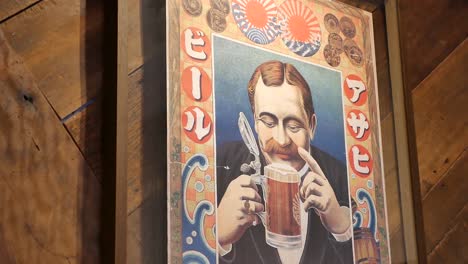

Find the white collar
[[298, 163, 309, 178]]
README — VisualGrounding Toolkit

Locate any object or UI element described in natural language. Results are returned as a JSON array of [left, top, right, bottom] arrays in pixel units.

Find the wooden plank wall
[[0, 0, 465, 263], [398, 0, 468, 263]]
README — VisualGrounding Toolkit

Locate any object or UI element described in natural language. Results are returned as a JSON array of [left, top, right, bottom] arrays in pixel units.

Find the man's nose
[[273, 124, 291, 146]]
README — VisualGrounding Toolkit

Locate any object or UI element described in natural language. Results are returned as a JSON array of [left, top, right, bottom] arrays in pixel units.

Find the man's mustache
[[262, 138, 300, 158]]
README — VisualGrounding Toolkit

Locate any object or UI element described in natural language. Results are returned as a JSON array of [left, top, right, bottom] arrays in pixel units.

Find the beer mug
[[253, 163, 302, 248]]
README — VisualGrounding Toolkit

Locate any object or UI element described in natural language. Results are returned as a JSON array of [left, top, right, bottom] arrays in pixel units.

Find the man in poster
[[216, 61, 353, 263]]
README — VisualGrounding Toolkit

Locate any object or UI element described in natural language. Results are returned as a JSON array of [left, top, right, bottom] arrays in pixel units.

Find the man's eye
[[263, 121, 275, 128], [260, 119, 275, 128], [287, 125, 301, 133]]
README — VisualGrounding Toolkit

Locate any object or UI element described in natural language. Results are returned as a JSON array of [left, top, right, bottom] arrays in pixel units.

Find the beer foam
[[265, 163, 300, 183]]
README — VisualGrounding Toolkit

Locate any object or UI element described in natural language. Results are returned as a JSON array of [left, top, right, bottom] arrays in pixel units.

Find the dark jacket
[[216, 141, 352, 264]]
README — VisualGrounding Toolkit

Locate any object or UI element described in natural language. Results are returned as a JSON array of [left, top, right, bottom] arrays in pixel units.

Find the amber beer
[[263, 163, 302, 248]]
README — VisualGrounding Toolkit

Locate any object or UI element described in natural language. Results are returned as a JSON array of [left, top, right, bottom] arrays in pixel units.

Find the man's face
[[254, 77, 314, 171]]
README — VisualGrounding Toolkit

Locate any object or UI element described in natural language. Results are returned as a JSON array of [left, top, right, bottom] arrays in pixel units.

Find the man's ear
[[309, 114, 317, 140]]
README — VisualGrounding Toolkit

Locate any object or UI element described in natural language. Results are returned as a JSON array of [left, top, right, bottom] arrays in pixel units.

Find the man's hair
[[247, 60, 315, 122]]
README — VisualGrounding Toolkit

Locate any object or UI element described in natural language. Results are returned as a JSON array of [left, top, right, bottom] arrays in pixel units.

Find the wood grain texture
[[127, 197, 166, 264], [0, 226, 15, 263], [115, 0, 129, 262], [385, 1, 426, 261], [398, 0, 468, 91], [372, 7, 393, 120], [422, 150, 468, 253], [0, 0, 145, 119], [0, 0, 98, 118], [64, 63, 164, 216], [412, 39, 468, 197], [124, 53, 167, 262], [63, 101, 102, 181], [371, 8, 406, 256], [0, 29, 100, 264], [404, 3, 468, 261], [128, 0, 163, 74], [427, 205, 468, 264], [0, 0, 38, 22], [62, 1, 167, 260], [126, 69, 148, 215], [389, 227, 407, 264], [380, 114, 402, 236]]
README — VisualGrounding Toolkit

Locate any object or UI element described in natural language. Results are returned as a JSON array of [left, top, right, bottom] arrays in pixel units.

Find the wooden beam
[[115, 0, 128, 262], [100, 0, 128, 262], [385, 0, 426, 262]]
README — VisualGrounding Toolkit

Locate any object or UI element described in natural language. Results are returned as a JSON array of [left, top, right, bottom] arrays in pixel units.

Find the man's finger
[[298, 147, 326, 179], [300, 173, 317, 199], [299, 172, 320, 201], [312, 174, 327, 186], [303, 194, 325, 212], [240, 200, 264, 214], [252, 214, 260, 227], [239, 187, 262, 202], [243, 213, 259, 227], [304, 182, 323, 198], [237, 175, 259, 192]]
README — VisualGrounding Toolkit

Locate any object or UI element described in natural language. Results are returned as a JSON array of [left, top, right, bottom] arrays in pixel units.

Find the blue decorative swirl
[[246, 28, 269, 45], [356, 188, 378, 240], [182, 154, 215, 263], [353, 210, 362, 228]]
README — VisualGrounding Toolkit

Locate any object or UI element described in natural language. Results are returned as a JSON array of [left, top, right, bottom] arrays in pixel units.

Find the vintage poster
[[167, 0, 390, 263]]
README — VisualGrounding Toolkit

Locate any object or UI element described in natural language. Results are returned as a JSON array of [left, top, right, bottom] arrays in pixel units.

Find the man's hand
[[217, 175, 264, 248], [298, 147, 350, 234]]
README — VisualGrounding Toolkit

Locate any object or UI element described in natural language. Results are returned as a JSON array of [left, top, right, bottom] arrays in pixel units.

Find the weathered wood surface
[[0, 29, 100, 263], [375, 2, 468, 262], [0, 0, 38, 22], [122, 53, 168, 264], [0, 226, 15, 264], [422, 150, 468, 253], [56, 0, 166, 261], [0, 0, 95, 118], [372, 6, 409, 262], [406, 5, 468, 262], [128, 0, 163, 75], [398, 0, 468, 91], [0, 0, 149, 119], [372, 6, 393, 120], [380, 114, 410, 263], [64, 101, 102, 180], [389, 227, 407, 264], [380, 115, 401, 235], [427, 205, 468, 264], [412, 39, 468, 197]]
